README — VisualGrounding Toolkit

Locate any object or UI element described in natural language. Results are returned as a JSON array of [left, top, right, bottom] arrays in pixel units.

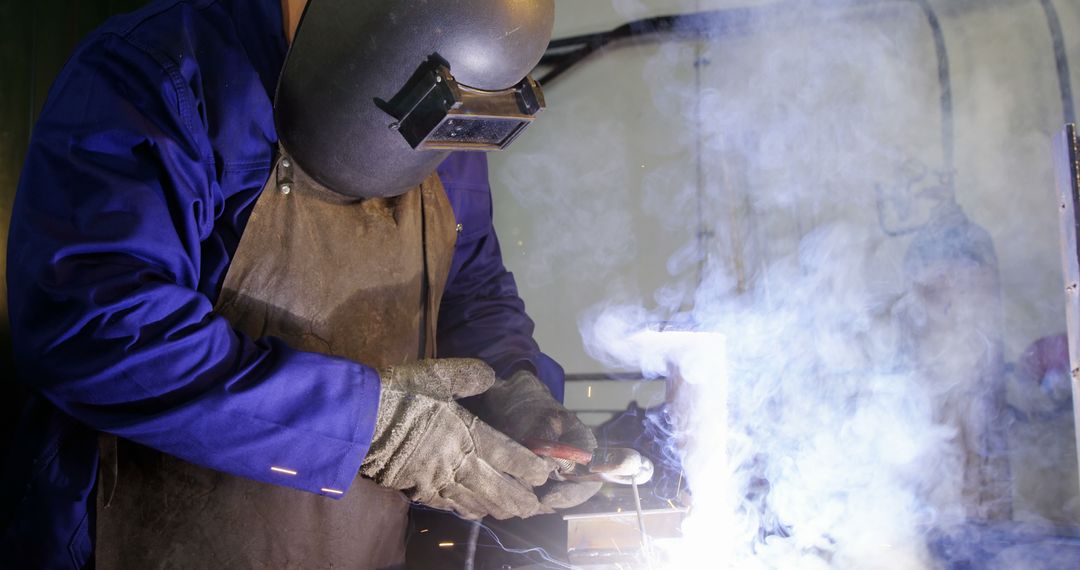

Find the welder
[[0, 0, 600, 567]]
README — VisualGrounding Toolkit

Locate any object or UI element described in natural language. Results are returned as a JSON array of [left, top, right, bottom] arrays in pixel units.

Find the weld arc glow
[[589, 266, 953, 569], [565, 1, 1009, 567], [625, 331, 741, 567]]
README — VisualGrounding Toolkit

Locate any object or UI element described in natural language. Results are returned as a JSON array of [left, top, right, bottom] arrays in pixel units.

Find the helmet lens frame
[[379, 57, 547, 151]]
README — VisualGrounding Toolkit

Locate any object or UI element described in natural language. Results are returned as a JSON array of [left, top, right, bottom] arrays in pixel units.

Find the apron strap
[[418, 188, 430, 360], [98, 433, 119, 509]]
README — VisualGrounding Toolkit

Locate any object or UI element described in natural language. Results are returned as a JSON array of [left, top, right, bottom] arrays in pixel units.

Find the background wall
[[490, 0, 1080, 524], [495, 0, 1079, 377]]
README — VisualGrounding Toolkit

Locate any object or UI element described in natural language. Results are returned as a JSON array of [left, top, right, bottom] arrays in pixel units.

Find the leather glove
[[474, 370, 603, 509], [361, 359, 556, 520]]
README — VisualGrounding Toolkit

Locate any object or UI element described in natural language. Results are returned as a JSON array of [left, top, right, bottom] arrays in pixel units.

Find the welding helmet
[[275, 0, 554, 198]]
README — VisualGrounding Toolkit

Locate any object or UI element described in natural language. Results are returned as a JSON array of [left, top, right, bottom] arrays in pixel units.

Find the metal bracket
[[1054, 123, 1080, 494]]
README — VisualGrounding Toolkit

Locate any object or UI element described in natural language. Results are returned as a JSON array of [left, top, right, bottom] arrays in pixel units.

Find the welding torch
[[526, 440, 654, 485], [528, 439, 657, 561]]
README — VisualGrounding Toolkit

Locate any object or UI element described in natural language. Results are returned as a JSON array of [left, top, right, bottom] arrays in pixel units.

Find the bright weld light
[[321, 488, 343, 495], [270, 466, 298, 476], [613, 330, 731, 568], [587, 385, 593, 398], [438, 542, 455, 548]]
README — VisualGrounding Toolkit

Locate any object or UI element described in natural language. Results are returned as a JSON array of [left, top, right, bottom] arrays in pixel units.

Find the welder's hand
[[476, 370, 604, 509], [379, 358, 499, 401], [361, 359, 556, 520]]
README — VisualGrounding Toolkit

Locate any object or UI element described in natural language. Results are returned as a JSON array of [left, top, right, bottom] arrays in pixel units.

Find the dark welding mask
[[275, 0, 555, 199]]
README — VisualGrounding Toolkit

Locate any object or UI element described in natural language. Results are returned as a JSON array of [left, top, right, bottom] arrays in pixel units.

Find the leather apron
[[96, 151, 458, 569]]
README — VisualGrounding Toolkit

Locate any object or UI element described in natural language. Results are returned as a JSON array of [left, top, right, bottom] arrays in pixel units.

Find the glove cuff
[[493, 369, 553, 399]]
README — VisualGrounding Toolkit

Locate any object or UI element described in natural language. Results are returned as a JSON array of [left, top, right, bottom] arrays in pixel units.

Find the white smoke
[[566, 0, 1072, 567], [498, 120, 639, 287], [585, 222, 960, 568]]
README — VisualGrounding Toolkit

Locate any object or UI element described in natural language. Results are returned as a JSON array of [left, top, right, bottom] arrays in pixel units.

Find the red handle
[[524, 438, 594, 465]]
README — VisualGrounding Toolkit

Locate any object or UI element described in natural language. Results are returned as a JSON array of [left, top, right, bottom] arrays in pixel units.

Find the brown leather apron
[[96, 151, 458, 569]]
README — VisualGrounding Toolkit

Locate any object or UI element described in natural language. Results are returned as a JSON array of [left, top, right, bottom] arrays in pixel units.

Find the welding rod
[[631, 480, 655, 569]]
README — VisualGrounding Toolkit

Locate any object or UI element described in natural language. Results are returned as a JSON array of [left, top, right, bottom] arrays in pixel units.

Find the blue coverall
[[0, 0, 562, 566]]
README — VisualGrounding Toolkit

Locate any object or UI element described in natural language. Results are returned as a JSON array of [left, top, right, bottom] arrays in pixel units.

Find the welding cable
[[908, 0, 955, 188], [537, 8, 775, 85], [1037, 0, 1076, 124], [537, 8, 762, 85], [539, 0, 960, 243], [537, 0, 956, 190]]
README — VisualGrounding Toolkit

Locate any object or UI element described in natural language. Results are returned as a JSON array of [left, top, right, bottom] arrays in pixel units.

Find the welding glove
[[361, 359, 557, 520], [474, 370, 604, 509]]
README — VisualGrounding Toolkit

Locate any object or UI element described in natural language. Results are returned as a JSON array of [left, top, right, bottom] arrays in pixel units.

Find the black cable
[[1038, 0, 1076, 124], [910, 0, 956, 192], [538, 7, 762, 85], [538, 44, 602, 86], [537, 0, 955, 182]]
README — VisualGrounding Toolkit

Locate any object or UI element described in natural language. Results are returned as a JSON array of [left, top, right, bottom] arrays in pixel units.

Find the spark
[[475, 521, 575, 569], [407, 504, 574, 568], [269, 466, 297, 476]]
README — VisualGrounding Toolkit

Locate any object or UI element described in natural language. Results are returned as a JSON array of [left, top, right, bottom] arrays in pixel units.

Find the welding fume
[[493, 0, 1080, 568]]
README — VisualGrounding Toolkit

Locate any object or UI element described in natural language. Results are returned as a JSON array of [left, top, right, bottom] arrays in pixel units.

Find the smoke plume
[[559, 0, 1079, 567]]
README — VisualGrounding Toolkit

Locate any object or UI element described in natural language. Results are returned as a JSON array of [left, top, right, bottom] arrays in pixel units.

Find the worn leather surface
[[476, 370, 602, 510], [97, 152, 458, 569], [359, 360, 556, 521]]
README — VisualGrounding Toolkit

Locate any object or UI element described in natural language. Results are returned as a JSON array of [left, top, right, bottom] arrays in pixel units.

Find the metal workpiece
[[1054, 123, 1080, 494], [564, 486, 689, 568], [527, 439, 664, 565], [525, 435, 687, 567]]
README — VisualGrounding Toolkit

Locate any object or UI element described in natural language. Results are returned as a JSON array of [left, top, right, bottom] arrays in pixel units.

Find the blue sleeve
[[436, 153, 566, 402], [7, 34, 378, 497]]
